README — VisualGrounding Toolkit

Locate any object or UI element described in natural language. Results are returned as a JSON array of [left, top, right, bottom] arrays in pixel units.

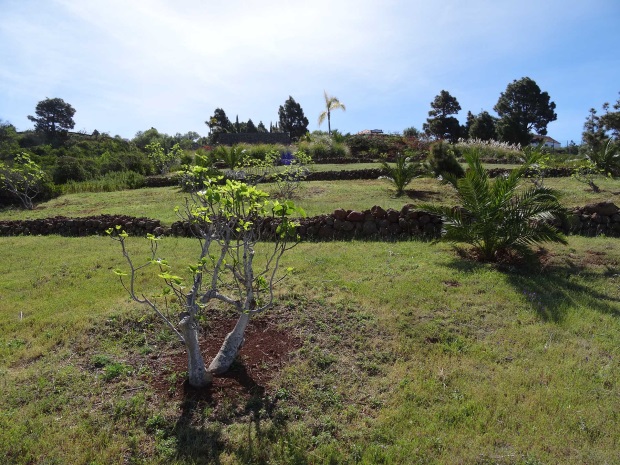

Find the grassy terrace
[[1, 175, 619, 223], [1, 167, 619, 464]]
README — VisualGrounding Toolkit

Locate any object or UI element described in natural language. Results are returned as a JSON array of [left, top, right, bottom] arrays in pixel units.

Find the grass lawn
[[1, 166, 620, 464], [1, 175, 618, 223], [1, 234, 619, 464]]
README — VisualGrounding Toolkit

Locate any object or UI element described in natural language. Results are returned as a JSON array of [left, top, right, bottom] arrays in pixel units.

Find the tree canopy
[[468, 111, 498, 141], [278, 96, 309, 141], [423, 90, 462, 143], [206, 108, 233, 135], [582, 93, 620, 150], [27, 97, 76, 144], [494, 77, 557, 146]]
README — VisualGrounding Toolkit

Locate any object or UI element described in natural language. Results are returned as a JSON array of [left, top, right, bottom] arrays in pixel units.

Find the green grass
[[2, 175, 618, 223], [1, 234, 619, 464]]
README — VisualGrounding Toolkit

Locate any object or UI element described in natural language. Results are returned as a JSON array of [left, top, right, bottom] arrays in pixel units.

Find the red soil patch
[[145, 313, 301, 409]]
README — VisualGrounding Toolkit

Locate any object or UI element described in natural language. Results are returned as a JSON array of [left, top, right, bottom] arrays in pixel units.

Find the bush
[[298, 136, 350, 160], [52, 156, 98, 184], [426, 141, 465, 183], [60, 171, 146, 194], [379, 153, 422, 196], [0, 153, 60, 209], [237, 143, 287, 162], [422, 149, 567, 261], [346, 134, 428, 158], [99, 150, 154, 176]]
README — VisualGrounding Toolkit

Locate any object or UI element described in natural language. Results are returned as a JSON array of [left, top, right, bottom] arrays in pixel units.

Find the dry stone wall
[[1, 202, 618, 239]]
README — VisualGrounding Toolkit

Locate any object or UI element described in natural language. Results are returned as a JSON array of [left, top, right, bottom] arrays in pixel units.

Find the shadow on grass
[[170, 363, 307, 465], [445, 253, 620, 323]]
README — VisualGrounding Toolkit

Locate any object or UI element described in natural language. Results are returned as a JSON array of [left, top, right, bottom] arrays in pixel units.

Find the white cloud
[[1, 0, 618, 140]]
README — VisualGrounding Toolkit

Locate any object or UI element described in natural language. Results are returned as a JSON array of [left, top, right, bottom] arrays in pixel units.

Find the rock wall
[[564, 202, 620, 237], [1, 202, 618, 239]]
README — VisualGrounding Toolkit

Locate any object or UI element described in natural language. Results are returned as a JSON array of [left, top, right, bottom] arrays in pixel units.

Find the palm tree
[[380, 153, 421, 196], [423, 149, 567, 261], [318, 91, 346, 135]]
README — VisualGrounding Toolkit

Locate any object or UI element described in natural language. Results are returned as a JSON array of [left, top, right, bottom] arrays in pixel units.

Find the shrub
[[269, 149, 312, 199], [99, 150, 153, 176], [422, 149, 567, 261], [61, 171, 146, 194], [298, 136, 350, 160], [53, 156, 98, 184], [586, 139, 620, 177], [0, 153, 60, 209], [426, 141, 465, 184], [379, 153, 422, 196]]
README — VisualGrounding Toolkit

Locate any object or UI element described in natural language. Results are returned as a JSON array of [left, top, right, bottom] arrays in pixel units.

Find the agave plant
[[423, 149, 567, 261], [380, 153, 421, 196]]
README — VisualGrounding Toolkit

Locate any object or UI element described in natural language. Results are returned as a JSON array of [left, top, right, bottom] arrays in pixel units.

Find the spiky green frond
[[421, 148, 566, 261]]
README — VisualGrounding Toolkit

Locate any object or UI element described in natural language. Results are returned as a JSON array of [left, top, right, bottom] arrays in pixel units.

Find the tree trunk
[[178, 313, 212, 387], [208, 312, 250, 374]]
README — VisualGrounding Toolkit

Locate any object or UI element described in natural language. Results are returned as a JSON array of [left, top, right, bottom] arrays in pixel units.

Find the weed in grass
[[102, 362, 131, 381]]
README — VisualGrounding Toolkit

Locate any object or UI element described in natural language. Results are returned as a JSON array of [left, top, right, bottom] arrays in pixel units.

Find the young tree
[[27, 97, 76, 144], [318, 91, 346, 136], [0, 153, 50, 209], [278, 96, 309, 141], [494, 77, 557, 146], [145, 141, 182, 174], [110, 177, 304, 387], [423, 90, 462, 143], [403, 126, 422, 138]]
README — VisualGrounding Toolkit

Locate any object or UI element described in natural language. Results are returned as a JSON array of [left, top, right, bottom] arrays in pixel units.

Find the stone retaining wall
[[1, 202, 618, 239]]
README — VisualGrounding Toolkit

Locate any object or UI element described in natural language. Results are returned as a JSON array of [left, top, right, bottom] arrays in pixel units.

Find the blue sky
[[1, 0, 619, 145]]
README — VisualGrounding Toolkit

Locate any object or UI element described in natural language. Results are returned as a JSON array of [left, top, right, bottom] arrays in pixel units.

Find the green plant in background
[[146, 141, 182, 175], [61, 170, 145, 194], [0, 152, 55, 209], [571, 158, 603, 193], [524, 146, 550, 188], [423, 149, 567, 261], [270, 149, 313, 199], [379, 152, 422, 196], [213, 144, 246, 171], [586, 138, 620, 177], [298, 134, 350, 160], [425, 141, 465, 186], [455, 138, 523, 162]]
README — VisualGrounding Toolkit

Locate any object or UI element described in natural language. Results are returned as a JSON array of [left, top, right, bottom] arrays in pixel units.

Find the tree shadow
[[404, 189, 443, 201], [444, 253, 620, 323], [169, 362, 304, 464]]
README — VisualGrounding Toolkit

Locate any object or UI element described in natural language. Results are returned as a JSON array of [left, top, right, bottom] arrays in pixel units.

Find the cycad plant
[[423, 149, 567, 261], [380, 153, 421, 196]]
